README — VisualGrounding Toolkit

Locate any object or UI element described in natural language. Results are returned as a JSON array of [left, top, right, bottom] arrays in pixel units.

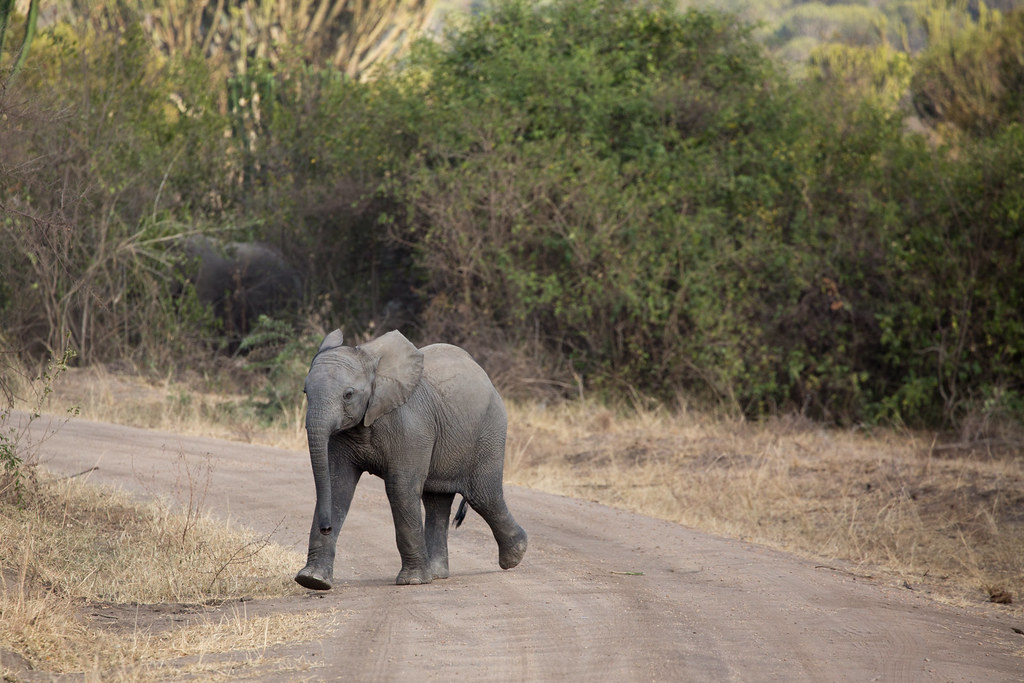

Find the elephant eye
[[343, 388, 354, 401]]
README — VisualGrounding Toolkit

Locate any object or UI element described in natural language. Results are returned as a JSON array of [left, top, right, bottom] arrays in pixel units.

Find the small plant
[[0, 419, 20, 498], [241, 316, 320, 424], [0, 345, 79, 503]]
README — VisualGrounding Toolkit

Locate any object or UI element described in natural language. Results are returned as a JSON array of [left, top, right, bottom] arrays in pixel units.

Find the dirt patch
[[82, 600, 227, 636]]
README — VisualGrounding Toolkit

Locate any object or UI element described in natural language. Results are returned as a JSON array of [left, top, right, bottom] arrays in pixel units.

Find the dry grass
[[0, 475, 322, 679], [49, 364, 307, 449], [1, 358, 325, 681], [3, 476, 301, 604], [504, 401, 1024, 610], [1, 361, 334, 679]]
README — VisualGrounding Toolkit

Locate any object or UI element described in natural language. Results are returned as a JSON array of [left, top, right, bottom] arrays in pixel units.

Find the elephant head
[[304, 329, 424, 535]]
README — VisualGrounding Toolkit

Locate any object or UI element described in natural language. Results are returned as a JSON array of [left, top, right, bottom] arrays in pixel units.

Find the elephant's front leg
[[295, 460, 361, 590], [423, 492, 456, 580], [385, 478, 433, 585]]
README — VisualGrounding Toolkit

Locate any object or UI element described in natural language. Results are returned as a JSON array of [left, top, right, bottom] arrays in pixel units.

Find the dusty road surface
[[26, 415, 1024, 680]]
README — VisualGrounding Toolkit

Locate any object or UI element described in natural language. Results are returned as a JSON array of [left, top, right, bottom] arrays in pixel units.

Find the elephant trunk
[[306, 414, 333, 535]]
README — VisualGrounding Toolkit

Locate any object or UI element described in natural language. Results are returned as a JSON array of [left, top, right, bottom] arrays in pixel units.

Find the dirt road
[[30, 415, 1024, 680]]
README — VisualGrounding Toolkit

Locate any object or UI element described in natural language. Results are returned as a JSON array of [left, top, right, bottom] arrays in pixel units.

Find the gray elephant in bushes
[[175, 236, 302, 344], [295, 329, 527, 590]]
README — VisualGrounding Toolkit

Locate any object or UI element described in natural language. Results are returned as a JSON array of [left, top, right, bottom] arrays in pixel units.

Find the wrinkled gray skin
[[295, 329, 528, 590]]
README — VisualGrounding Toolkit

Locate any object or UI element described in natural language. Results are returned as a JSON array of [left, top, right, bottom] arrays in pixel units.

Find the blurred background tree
[[0, 0, 38, 85]]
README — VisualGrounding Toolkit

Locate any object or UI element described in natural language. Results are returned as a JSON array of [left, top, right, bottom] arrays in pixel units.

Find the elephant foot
[[429, 558, 450, 580], [295, 565, 333, 591], [499, 528, 528, 570], [396, 567, 433, 585]]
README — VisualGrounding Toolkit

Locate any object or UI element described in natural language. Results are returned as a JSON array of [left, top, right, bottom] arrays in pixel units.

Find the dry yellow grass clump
[[48, 364, 307, 449], [0, 475, 322, 679], [3, 476, 300, 604]]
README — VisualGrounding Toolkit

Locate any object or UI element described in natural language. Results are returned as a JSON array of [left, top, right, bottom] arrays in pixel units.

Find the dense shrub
[[396, 1, 809, 404], [0, 13, 409, 366], [0, 20, 226, 365], [1, 0, 1022, 428], [911, 6, 1024, 135], [875, 125, 1024, 424], [384, 0, 1023, 425], [226, 61, 423, 328]]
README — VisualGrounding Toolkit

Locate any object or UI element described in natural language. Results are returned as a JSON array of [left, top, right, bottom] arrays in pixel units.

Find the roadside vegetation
[[1, 360, 320, 679], [505, 402, 1023, 609], [1, 474, 321, 678], [2, 0, 1022, 427], [1, 0, 1022, 676]]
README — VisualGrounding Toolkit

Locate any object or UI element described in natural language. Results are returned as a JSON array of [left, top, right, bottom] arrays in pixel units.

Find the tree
[[0, 0, 38, 86], [911, 4, 1024, 135]]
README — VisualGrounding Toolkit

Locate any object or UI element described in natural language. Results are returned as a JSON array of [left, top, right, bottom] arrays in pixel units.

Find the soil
[[16, 414, 1024, 680]]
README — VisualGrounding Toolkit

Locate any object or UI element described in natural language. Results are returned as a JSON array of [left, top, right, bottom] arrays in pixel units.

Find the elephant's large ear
[[359, 330, 424, 427]]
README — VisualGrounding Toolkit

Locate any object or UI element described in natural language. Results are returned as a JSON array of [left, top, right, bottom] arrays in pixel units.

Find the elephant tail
[[453, 496, 469, 528]]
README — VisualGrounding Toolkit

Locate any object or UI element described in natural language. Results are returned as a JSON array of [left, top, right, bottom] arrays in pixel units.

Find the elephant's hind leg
[[469, 493, 527, 570], [423, 491, 456, 579]]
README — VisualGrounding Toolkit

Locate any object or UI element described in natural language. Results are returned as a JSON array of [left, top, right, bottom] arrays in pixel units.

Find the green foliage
[[873, 124, 1024, 424], [0, 0, 38, 85], [808, 42, 912, 107], [398, 1, 798, 401], [240, 316, 320, 423], [911, 6, 1024, 135], [1, 0, 1022, 429], [372, 0, 1023, 426]]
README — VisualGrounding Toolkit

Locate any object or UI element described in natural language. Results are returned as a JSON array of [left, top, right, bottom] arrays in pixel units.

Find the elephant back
[[420, 343, 503, 415], [172, 235, 303, 347]]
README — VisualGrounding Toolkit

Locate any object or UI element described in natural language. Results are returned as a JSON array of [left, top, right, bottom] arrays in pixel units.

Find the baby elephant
[[295, 329, 527, 589]]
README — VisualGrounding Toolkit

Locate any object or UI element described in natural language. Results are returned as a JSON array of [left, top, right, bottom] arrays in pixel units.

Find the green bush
[[379, 0, 1023, 426], [395, 0, 810, 404], [874, 124, 1024, 424], [911, 6, 1024, 136]]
